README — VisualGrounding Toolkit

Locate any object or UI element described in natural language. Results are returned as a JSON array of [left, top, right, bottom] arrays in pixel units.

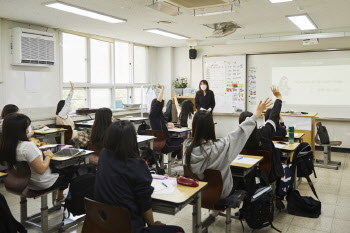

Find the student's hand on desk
[[38, 125, 46, 129], [154, 221, 165, 226], [255, 98, 273, 117], [70, 81, 74, 91], [271, 85, 282, 100], [168, 123, 175, 129], [43, 150, 54, 159]]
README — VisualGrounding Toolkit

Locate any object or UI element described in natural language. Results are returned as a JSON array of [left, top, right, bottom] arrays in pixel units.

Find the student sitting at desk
[[94, 121, 184, 233], [0, 113, 75, 204], [89, 108, 113, 166], [265, 110, 287, 138], [56, 81, 88, 147], [239, 86, 284, 182], [0, 104, 45, 137], [184, 99, 271, 202], [172, 93, 194, 126], [149, 84, 183, 165]]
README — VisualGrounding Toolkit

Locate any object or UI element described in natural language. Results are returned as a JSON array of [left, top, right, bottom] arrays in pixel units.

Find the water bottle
[[288, 126, 294, 144]]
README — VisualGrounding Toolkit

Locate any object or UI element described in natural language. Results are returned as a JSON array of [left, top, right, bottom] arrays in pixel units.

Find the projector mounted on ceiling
[[204, 22, 241, 38]]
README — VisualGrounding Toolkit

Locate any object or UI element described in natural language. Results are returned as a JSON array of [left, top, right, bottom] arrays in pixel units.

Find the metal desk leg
[[192, 192, 202, 233], [168, 153, 172, 176], [60, 132, 65, 144], [150, 141, 154, 150]]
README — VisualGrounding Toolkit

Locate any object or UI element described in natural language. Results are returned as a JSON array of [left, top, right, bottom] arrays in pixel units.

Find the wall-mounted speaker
[[189, 49, 197, 59]]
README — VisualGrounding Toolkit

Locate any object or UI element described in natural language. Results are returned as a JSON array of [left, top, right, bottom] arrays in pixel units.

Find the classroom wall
[[0, 20, 60, 121], [171, 37, 350, 148]]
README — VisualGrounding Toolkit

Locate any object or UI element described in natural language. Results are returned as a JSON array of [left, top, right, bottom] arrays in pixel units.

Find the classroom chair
[[82, 198, 132, 233], [4, 162, 61, 233], [55, 124, 73, 144], [315, 141, 342, 170], [240, 149, 271, 176], [184, 165, 247, 233], [145, 129, 177, 176]]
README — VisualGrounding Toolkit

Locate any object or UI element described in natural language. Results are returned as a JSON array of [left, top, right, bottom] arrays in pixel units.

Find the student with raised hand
[[56, 81, 88, 148], [265, 110, 287, 138], [149, 84, 183, 164], [172, 92, 194, 126], [239, 86, 284, 182], [184, 98, 272, 200], [94, 121, 184, 233], [0, 113, 75, 204], [89, 108, 113, 166]]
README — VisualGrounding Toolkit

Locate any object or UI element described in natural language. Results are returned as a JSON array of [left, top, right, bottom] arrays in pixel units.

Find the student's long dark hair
[[56, 100, 65, 115], [150, 98, 164, 114], [1, 104, 19, 119], [185, 111, 216, 170], [239, 112, 261, 150], [103, 121, 142, 162], [179, 100, 194, 125], [0, 113, 31, 168], [90, 108, 113, 146], [197, 80, 211, 95]]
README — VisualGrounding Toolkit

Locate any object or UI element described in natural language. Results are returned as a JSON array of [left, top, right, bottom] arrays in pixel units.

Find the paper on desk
[[232, 155, 261, 165], [34, 126, 58, 133], [151, 179, 177, 195], [25, 72, 40, 93], [274, 143, 286, 149]]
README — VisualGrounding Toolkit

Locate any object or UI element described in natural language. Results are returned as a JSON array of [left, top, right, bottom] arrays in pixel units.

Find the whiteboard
[[203, 55, 246, 113], [247, 50, 350, 119]]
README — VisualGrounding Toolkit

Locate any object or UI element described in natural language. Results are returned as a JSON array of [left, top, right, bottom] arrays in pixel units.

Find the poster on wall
[[247, 66, 257, 107], [203, 55, 246, 114]]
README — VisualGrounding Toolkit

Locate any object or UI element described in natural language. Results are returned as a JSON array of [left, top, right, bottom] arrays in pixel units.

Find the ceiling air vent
[[164, 0, 237, 9]]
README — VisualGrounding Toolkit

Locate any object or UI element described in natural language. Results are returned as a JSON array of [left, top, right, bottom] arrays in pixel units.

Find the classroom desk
[[75, 120, 94, 129], [230, 155, 263, 178], [0, 172, 7, 179], [137, 135, 155, 149], [118, 117, 148, 124], [34, 128, 67, 144], [169, 127, 191, 138], [273, 141, 300, 153], [285, 133, 305, 142], [50, 150, 94, 169], [152, 179, 208, 233], [281, 112, 317, 155]]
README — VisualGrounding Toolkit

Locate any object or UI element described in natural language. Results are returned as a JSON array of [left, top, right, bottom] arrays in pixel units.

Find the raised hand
[[157, 83, 164, 89], [256, 98, 273, 117], [271, 85, 282, 100], [70, 81, 74, 91]]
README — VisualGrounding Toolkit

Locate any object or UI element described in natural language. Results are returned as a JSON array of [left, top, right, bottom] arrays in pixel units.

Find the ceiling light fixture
[[287, 14, 317, 30], [43, 1, 126, 23], [269, 0, 293, 3], [193, 5, 234, 17], [144, 29, 189, 40]]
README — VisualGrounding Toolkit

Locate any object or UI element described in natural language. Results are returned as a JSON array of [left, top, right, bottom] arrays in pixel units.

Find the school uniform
[[195, 91, 215, 112], [94, 148, 184, 233], [275, 122, 287, 138], [149, 100, 183, 159]]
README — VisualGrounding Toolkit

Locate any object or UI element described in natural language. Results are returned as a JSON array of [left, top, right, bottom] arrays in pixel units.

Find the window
[[133, 87, 147, 106], [90, 39, 111, 84], [115, 88, 129, 105], [62, 33, 87, 83], [115, 41, 130, 84], [62, 88, 87, 110], [134, 46, 149, 83], [90, 89, 112, 108]]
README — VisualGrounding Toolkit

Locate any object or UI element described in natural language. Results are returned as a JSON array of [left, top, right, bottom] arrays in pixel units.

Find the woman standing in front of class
[[195, 80, 215, 113]]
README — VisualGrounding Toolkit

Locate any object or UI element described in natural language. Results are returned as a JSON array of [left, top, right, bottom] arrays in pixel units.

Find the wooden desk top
[[152, 178, 207, 205], [34, 128, 68, 135], [137, 135, 156, 143], [281, 112, 318, 118], [230, 155, 263, 168], [51, 150, 94, 161], [273, 141, 300, 151], [118, 117, 148, 122], [0, 172, 7, 178], [169, 128, 191, 133], [285, 133, 305, 139]]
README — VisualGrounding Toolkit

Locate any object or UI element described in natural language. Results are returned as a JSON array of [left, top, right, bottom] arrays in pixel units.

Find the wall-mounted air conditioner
[[11, 27, 56, 67]]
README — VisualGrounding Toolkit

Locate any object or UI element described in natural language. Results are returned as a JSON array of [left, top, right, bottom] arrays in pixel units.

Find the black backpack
[[287, 190, 321, 218], [141, 148, 165, 175], [137, 121, 150, 135], [64, 164, 96, 217], [315, 122, 330, 144], [239, 170, 281, 232]]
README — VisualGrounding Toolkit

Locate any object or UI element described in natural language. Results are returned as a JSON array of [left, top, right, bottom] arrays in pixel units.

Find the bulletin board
[[203, 55, 246, 114]]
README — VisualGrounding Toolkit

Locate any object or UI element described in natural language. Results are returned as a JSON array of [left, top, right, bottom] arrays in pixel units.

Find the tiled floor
[[1, 151, 350, 233]]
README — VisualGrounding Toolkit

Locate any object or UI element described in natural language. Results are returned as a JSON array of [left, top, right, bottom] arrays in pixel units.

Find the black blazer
[[195, 91, 215, 112]]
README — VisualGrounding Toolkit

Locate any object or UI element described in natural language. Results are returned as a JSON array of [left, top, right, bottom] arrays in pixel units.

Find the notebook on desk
[[230, 155, 263, 177]]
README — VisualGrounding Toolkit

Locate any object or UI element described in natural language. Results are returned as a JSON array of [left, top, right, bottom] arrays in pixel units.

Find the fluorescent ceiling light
[[269, 0, 293, 3], [44, 1, 126, 23], [287, 14, 317, 30], [144, 29, 189, 40]]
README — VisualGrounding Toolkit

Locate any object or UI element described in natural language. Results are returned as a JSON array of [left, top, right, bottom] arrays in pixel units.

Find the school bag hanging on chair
[[137, 121, 150, 135], [315, 122, 330, 144]]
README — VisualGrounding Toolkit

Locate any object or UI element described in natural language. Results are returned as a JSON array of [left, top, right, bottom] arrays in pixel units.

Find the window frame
[[60, 32, 151, 109]]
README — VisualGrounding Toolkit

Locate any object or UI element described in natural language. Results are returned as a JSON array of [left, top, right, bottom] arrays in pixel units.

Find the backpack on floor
[[141, 148, 165, 175], [64, 165, 96, 217], [315, 122, 330, 144], [277, 164, 293, 198], [287, 190, 321, 218], [137, 121, 150, 135]]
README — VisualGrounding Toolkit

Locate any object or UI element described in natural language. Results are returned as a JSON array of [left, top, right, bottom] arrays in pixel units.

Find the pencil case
[[177, 176, 199, 187]]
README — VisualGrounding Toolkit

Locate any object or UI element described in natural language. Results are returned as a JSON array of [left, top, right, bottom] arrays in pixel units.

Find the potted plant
[[173, 77, 188, 96]]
